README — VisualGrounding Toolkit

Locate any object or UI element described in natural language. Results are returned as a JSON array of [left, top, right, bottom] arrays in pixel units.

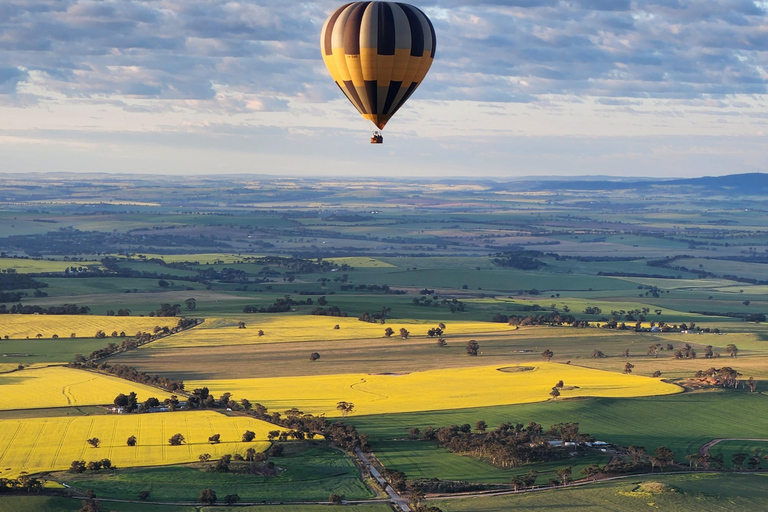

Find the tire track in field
[[62, 385, 74, 406], [350, 378, 389, 401], [51, 418, 75, 468], [106, 419, 119, 461], [185, 415, 193, 458], [21, 420, 48, 471], [78, 418, 96, 460], [160, 417, 166, 461], [134, 417, 142, 463], [0, 423, 22, 465]]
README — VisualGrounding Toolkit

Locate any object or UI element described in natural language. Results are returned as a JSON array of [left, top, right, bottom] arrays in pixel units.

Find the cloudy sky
[[1, 0, 766, 178]]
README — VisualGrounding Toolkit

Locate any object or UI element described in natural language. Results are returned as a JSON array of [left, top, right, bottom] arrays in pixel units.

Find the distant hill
[[494, 173, 768, 194]]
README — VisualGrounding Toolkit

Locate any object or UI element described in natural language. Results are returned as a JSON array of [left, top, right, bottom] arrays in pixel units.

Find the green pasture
[[56, 443, 373, 502], [0, 497, 391, 512], [708, 440, 768, 469], [373, 439, 609, 484], [0, 337, 112, 364], [349, 391, 768, 479], [36, 277, 204, 297], [438, 473, 768, 512]]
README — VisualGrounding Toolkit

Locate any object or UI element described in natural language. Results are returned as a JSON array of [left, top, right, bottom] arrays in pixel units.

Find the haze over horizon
[[1, 0, 766, 177]]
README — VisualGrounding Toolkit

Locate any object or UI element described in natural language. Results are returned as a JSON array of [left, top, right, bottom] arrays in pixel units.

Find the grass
[[57, 443, 374, 502], [348, 391, 768, 474], [0, 366, 172, 410], [187, 363, 680, 418], [708, 440, 768, 469], [0, 314, 179, 340], [372, 439, 610, 484], [0, 410, 273, 478], [0, 337, 120, 365], [437, 473, 768, 511], [0, 497, 392, 512]]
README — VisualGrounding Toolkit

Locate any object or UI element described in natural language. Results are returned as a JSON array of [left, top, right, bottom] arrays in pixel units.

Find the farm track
[[350, 378, 390, 401], [700, 438, 768, 457], [51, 418, 74, 468]]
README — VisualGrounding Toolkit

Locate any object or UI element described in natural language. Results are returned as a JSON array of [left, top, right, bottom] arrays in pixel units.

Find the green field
[[438, 473, 768, 511], [349, 392, 768, 481], [55, 443, 374, 502]]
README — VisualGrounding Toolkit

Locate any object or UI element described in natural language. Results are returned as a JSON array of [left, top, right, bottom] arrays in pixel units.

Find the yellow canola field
[[0, 367, 172, 410], [0, 411, 272, 478], [190, 363, 681, 418], [0, 258, 101, 274], [0, 315, 178, 340], [326, 257, 395, 268], [149, 316, 514, 349]]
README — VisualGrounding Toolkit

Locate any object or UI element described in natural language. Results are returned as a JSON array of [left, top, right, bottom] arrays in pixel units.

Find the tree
[[652, 370, 662, 378], [87, 438, 100, 448], [126, 436, 137, 447], [732, 453, 748, 471], [237, 321, 246, 329], [80, 498, 101, 512], [624, 362, 634, 374], [726, 344, 738, 358], [747, 376, 757, 392], [654, 446, 675, 472], [245, 447, 257, 461], [242, 430, 256, 442], [541, 349, 554, 361], [384, 327, 394, 337], [549, 387, 560, 400], [169, 433, 185, 446], [647, 344, 661, 358], [216, 454, 232, 472], [185, 298, 197, 311], [158, 279, 170, 288], [69, 460, 86, 473], [139, 490, 151, 501], [627, 445, 647, 464], [336, 401, 355, 417], [224, 493, 241, 505], [466, 340, 479, 356], [208, 434, 221, 444], [399, 328, 410, 339], [409, 427, 421, 439], [199, 453, 211, 462], [475, 420, 487, 433], [555, 466, 572, 486], [436, 337, 447, 347], [329, 493, 345, 505], [200, 488, 217, 505], [310, 352, 321, 362]]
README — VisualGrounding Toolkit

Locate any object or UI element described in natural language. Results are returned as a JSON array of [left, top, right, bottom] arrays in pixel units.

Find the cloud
[[0, 0, 765, 112]]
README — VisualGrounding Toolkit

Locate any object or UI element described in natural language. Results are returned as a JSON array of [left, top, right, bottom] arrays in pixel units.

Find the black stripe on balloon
[[364, 80, 379, 115], [377, 2, 396, 56], [382, 80, 402, 115], [397, 3, 424, 56], [324, 3, 351, 56], [414, 5, 437, 58], [343, 3, 368, 56], [343, 80, 367, 114], [391, 82, 419, 115]]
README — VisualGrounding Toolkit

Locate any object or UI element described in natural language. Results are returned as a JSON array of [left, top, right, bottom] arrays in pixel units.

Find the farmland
[[0, 367, 172, 410], [148, 315, 516, 349], [188, 363, 680, 417], [0, 410, 273, 478], [1, 174, 768, 511], [0, 315, 181, 340]]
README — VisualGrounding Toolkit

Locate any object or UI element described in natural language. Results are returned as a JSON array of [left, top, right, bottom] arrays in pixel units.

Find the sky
[[0, 0, 766, 178]]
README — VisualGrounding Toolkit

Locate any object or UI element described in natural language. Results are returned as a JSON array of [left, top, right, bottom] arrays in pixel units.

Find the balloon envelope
[[321, 2, 436, 130]]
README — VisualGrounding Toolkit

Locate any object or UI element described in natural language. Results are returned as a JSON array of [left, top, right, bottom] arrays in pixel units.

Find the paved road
[[355, 447, 411, 511]]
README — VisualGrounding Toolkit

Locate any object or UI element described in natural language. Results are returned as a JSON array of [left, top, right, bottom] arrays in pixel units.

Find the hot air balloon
[[320, 2, 436, 143]]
